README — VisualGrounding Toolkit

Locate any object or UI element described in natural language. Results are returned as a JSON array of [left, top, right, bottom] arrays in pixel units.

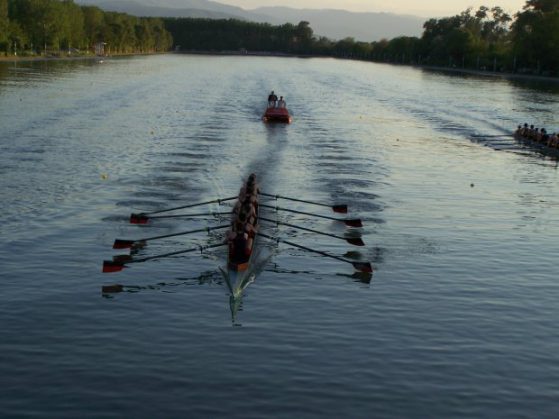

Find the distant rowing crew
[[515, 123, 559, 149]]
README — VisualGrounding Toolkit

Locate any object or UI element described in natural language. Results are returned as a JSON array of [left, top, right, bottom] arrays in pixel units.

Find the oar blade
[[102, 260, 126, 273], [345, 219, 363, 228], [332, 204, 348, 214], [352, 261, 373, 273], [130, 213, 149, 224], [113, 239, 135, 249], [347, 237, 365, 246]]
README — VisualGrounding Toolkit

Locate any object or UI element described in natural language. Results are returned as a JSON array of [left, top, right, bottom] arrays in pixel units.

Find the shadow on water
[[101, 237, 375, 324], [102, 246, 276, 324], [101, 269, 224, 297], [265, 263, 373, 285]]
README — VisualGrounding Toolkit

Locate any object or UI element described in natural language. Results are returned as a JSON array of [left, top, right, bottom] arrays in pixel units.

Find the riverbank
[[3, 51, 559, 85], [415, 64, 559, 84], [0, 54, 102, 63], [0, 51, 167, 63], [177, 50, 559, 84]]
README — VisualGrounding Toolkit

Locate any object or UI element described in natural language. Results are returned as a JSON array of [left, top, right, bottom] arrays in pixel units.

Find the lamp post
[[43, 23, 47, 56]]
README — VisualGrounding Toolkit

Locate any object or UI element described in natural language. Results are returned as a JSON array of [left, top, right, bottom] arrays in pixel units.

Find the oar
[[103, 242, 227, 273], [130, 211, 232, 224], [113, 224, 230, 249], [260, 192, 348, 213], [259, 204, 362, 227], [258, 233, 372, 273], [129, 196, 237, 223], [259, 217, 364, 246]]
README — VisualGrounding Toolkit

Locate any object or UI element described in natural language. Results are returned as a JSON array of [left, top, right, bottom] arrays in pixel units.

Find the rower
[[529, 125, 535, 139], [238, 174, 258, 200], [535, 128, 542, 142], [228, 212, 255, 258], [233, 182, 254, 219], [540, 128, 548, 144], [241, 190, 258, 214], [241, 201, 257, 227]]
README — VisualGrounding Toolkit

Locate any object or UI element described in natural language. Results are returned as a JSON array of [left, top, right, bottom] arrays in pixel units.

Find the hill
[[75, 0, 425, 41]]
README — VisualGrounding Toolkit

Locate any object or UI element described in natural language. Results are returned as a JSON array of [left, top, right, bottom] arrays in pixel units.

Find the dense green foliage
[[512, 0, 559, 73], [2, 0, 559, 76], [0, 0, 172, 56], [164, 1, 559, 76], [164, 18, 314, 54]]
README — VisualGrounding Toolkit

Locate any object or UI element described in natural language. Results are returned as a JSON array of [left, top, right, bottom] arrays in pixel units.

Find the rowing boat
[[227, 175, 259, 272], [263, 106, 292, 123], [513, 131, 559, 158], [102, 177, 372, 306]]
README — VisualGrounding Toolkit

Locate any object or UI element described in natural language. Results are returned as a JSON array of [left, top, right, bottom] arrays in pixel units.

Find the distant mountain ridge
[[253, 7, 424, 41], [75, 0, 250, 20], [75, 0, 425, 41]]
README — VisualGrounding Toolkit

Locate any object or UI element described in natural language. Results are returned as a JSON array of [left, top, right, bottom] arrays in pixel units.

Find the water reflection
[[420, 66, 559, 94], [101, 270, 224, 297]]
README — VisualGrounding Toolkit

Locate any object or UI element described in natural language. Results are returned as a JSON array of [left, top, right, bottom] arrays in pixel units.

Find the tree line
[[164, 1, 559, 76], [2, 0, 558, 76], [0, 0, 172, 56], [367, 1, 559, 76]]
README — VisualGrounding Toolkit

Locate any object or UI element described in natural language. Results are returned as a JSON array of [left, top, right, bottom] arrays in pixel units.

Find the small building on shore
[[94, 42, 107, 56]]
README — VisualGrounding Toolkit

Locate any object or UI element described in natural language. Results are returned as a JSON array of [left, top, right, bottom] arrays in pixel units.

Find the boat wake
[[219, 244, 275, 322]]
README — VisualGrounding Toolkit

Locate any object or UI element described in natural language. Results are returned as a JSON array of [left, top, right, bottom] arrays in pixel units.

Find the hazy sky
[[218, 0, 528, 16]]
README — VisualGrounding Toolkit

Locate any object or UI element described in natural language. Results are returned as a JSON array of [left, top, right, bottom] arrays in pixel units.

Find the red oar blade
[[352, 261, 373, 273], [113, 239, 135, 249], [102, 260, 126, 273], [130, 213, 149, 224], [102, 284, 124, 293], [113, 239, 146, 249], [333, 205, 348, 214], [347, 237, 365, 246], [345, 219, 363, 228]]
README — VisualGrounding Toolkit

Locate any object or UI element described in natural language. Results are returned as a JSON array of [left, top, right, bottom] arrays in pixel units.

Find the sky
[[217, 0, 528, 17]]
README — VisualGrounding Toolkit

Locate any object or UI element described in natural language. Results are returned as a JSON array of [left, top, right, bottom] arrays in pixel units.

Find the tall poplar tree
[[0, 0, 9, 52], [512, 0, 559, 72]]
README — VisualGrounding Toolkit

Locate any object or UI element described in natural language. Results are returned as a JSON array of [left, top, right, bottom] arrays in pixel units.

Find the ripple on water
[[2, 56, 559, 419]]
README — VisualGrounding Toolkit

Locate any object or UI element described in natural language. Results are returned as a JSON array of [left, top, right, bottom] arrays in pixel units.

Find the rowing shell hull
[[513, 132, 559, 158]]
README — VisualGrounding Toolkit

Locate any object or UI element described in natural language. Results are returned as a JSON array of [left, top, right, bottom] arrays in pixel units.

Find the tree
[[418, 6, 512, 68], [60, 0, 85, 51], [294, 20, 313, 53], [10, 21, 27, 48], [82, 5, 104, 47], [523, 0, 559, 12], [0, 0, 8, 53], [512, 0, 559, 73]]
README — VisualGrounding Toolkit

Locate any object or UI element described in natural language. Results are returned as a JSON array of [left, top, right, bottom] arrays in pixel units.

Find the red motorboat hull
[[263, 107, 292, 123]]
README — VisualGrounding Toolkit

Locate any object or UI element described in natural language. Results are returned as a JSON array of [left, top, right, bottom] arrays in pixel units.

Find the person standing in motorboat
[[268, 91, 278, 107]]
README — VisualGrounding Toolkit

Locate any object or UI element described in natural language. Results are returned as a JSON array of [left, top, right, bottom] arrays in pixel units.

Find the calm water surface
[[1, 55, 558, 418]]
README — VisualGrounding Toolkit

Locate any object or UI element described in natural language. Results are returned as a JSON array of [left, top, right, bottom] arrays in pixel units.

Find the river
[[1, 54, 558, 418]]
